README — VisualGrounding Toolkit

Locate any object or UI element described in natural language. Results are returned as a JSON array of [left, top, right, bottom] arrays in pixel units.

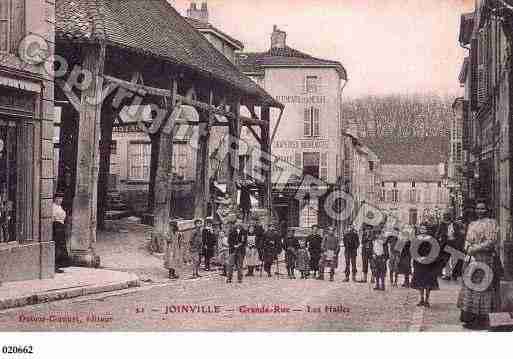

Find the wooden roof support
[[151, 79, 178, 246], [271, 107, 284, 145], [69, 42, 106, 267], [104, 75, 269, 126], [260, 106, 272, 216], [226, 99, 241, 204]]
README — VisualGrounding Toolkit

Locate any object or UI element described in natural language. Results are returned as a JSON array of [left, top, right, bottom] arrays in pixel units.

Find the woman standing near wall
[[457, 200, 502, 330]]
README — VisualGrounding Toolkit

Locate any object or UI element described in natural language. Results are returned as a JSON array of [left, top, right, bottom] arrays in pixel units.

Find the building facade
[[448, 97, 465, 218], [378, 164, 450, 226], [0, 0, 55, 282], [458, 1, 513, 249], [237, 26, 347, 227]]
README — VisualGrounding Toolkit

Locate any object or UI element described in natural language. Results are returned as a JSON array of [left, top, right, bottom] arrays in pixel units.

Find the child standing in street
[[296, 240, 310, 279], [372, 233, 389, 291], [217, 229, 229, 277]]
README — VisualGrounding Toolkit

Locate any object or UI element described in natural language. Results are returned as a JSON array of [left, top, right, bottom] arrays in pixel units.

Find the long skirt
[[296, 251, 310, 272], [457, 252, 500, 316], [411, 261, 439, 290], [320, 250, 339, 269], [245, 247, 260, 267]]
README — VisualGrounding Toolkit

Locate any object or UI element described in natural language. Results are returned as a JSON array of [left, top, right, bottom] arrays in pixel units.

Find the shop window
[[1, 116, 35, 243], [409, 208, 418, 226], [128, 141, 151, 181], [303, 152, 320, 178]]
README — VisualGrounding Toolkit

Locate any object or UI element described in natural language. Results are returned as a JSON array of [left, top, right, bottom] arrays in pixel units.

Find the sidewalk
[[419, 279, 469, 332], [0, 267, 139, 311]]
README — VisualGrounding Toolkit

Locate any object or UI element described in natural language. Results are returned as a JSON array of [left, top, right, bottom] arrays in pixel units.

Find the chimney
[[187, 1, 209, 23], [271, 25, 286, 49]]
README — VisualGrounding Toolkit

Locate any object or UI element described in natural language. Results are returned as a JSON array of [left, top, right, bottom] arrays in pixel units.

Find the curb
[[0, 278, 140, 311]]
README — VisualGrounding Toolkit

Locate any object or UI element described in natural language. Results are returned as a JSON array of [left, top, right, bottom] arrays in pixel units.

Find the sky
[[171, 0, 475, 99]]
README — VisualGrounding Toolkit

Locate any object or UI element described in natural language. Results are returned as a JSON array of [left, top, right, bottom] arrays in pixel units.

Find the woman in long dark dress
[[411, 223, 440, 308]]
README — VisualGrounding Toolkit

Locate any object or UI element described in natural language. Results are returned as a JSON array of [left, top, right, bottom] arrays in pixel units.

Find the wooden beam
[[193, 95, 211, 218], [227, 99, 241, 204], [247, 125, 262, 145], [69, 43, 106, 267], [271, 107, 284, 145], [152, 79, 178, 251], [96, 105, 115, 230], [261, 106, 272, 216], [103, 75, 268, 125]]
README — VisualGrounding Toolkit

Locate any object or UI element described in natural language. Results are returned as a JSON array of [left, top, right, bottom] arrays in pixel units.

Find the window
[[379, 189, 386, 202], [303, 107, 320, 137], [294, 151, 302, 169], [110, 140, 117, 155], [0, 1, 11, 52], [409, 208, 418, 226], [0, 0, 24, 54], [412, 181, 416, 188], [128, 142, 151, 181], [409, 189, 417, 203], [389, 189, 399, 203], [172, 143, 190, 180], [305, 76, 319, 93], [320, 152, 328, 181]]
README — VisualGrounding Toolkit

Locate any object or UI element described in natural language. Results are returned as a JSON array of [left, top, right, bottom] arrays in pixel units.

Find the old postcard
[[1, 0, 512, 343]]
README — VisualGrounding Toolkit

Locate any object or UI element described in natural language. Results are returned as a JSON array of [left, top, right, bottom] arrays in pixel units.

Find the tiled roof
[[236, 46, 347, 79], [55, 0, 282, 108], [381, 164, 443, 183], [363, 136, 449, 165], [185, 17, 243, 50]]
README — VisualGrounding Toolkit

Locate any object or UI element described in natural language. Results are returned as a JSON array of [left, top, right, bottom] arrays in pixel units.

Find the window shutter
[[317, 76, 322, 94], [320, 152, 328, 181], [10, 0, 24, 54], [416, 189, 422, 203], [0, 1, 9, 52], [304, 108, 311, 137], [294, 151, 302, 169], [302, 76, 307, 94], [470, 38, 478, 110], [313, 108, 320, 136]]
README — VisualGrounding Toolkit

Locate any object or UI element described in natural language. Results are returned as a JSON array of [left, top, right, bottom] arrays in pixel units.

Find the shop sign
[[274, 139, 330, 149]]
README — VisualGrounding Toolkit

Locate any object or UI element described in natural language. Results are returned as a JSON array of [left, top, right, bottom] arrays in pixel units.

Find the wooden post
[[152, 80, 177, 250], [227, 99, 241, 204], [69, 43, 106, 267], [146, 132, 160, 224], [194, 111, 210, 218], [260, 106, 272, 217], [97, 106, 114, 229]]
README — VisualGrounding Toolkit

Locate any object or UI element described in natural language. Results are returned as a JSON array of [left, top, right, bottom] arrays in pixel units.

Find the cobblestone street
[[0, 262, 466, 331]]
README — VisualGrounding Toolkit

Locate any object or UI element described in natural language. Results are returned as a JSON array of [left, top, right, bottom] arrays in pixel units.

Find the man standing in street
[[227, 220, 247, 283], [190, 219, 203, 278], [202, 219, 217, 271], [307, 224, 323, 279], [343, 225, 359, 282], [318, 226, 341, 281], [262, 223, 282, 277], [358, 224, 373, 283]]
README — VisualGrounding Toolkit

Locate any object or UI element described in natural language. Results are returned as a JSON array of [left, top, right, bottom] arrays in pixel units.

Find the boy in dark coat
[[202, 219, 217, 271], [227, 221, 247, 283], [262, 223, 282, 277], [343, 225, 359, 282], [307, 224, 323, 279], [283, 232, 300, 279]]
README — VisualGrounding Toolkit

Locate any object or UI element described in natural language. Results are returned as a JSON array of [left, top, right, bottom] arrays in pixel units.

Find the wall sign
[[275, 95, 327, 104], [274, 139, 330, 149]]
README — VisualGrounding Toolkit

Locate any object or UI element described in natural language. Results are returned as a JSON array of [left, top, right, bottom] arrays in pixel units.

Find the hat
[[194, 218, 203, 225]]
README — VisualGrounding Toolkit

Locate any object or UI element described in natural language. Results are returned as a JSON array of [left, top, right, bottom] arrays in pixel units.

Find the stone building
[[0, 0, 55, 282], [448, 97, 465, 218], [237, 26, 348, 227], [457, 2, 512, 246], [366, 137, 450, 226]]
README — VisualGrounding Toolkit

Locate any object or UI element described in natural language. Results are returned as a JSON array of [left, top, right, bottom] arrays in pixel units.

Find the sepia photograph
[[1, 0, 513, 349]]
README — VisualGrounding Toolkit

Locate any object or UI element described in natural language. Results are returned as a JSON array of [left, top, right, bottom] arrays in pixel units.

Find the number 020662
[[2, 346, 34, 355]]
